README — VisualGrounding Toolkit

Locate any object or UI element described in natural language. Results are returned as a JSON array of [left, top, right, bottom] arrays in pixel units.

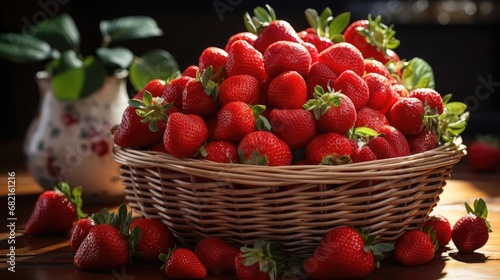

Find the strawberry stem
[[465, 198, 492, 232], [54, 181, 87, 220], [128, 91, 172, 133]]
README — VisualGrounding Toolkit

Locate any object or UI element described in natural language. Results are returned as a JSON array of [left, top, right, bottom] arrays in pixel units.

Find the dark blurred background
[[1, 0, 499, 146]]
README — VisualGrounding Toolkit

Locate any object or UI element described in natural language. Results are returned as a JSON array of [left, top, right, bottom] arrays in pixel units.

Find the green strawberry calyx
[[238, 148, 268, 166], [356, 14, 400, 55], [244, 4, 277, 34], [251, 104, 271, 131], [359, 228, 394, 268], [54, 181, 87, 220], [196, 65, 219, 98], [421, 225, 440, 252], [303, 85, 341, 120], [437, 94, 469, 145], [128, 90, 172, 133], [304, 7, 351, 43], [92, 203, 142, 261], [465, 198, 492, 232]]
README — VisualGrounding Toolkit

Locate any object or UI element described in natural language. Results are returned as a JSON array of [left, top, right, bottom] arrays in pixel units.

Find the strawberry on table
[[130, 218, 175, 262], [423, 214, 452, 248], [69, 218, 95, 251], [467, 136, 500, 172], [394, 229, 437, 266], [452, 198, 492, 253], [163, 112, 209, 158], [195, 237, 240, 275], [304, 226, 394, 279], [160, 247, 207, 279], [238, 131, 292, 166], [25, 182, 87, 235]]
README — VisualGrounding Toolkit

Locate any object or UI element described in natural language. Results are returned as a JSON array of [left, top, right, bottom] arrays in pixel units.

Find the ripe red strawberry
[[182, 67, 218, 118], [226, 40, 267, 81], [305, 62, 338, 99], [130, 218, 175, 262], [162, 76, 194, 110], [392, 83, 409, 97], [356, 106, 389, 132], [388, 97, 425, 136], [213, 101, 262, 142], [133, 78, 166, 100], [367, 125, 410, 159], [25, 182, 86, 235], [423, 214, 452, 247], [364, 72, 395, 112], [182, 65, 199, 78], [304, 226, 393, 279], [297, 30, 334, 53], [263, 41, 311, 78], [198, 46, 228, 82], [224, 31, 258, 52], [318, 42, 365, 76], [334, 70, 369, 110], [163, 112, 209, 158], [195, 237, 240, 275], [114, 91, 172, 148], [352, 145, 378, 163], [305, 133, 352, 165], [301, 41, 319, 64], [409, 88, 444, 115], [235, 255, 270, 280], [252, 20, 302, 53], [394, 229, 437, 266], [407, 130, 439, 154], [217, 74, 260, 107], [200, 141, 239, 163], [269, 109, 317, 149], [161, 248, 207, 279], [70, 218, 95, 251], [267, 71, 307, 109], [238, 131, 292, 166], [364, 59, 393, 80], [452, 198, 492, 253], [343, 15, 400, 64], [304, 88, 357, 135], [468, 139, 500, 172]]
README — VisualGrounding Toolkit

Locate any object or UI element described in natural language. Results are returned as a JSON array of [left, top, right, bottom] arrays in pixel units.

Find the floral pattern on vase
[[24, 71, 129, 203]]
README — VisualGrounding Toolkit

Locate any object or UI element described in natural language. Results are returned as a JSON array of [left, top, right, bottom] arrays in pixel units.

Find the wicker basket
[[113, 141, 465, 255]]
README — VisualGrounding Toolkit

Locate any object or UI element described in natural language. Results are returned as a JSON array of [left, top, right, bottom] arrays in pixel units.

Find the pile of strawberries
[[25, 182, 492, 279], [113, 5, 467, 167]]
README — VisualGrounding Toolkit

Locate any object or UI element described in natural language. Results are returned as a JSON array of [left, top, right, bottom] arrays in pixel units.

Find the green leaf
[[129, 49, 179, 91], [442, 93, 452, 105], [329, 12, 351, 37], [47, 50, 84, 77], [0, 33, 52, 63], [401, 57, 435, 91], [446, 102, 467, 115], [355, 127, 379, 137], [305, 9, 319, 30], [29, 13, 80, 52], [51, 55, 106, 100], [100, 16, 163, 45], [96, 47, 134, 71]]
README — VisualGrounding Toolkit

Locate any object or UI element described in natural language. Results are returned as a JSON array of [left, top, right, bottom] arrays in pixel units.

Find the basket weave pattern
[[113, 142, 465, 255]]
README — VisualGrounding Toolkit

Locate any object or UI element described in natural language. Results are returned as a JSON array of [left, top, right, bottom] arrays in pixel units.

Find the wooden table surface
[[0, 142, 499, 280]]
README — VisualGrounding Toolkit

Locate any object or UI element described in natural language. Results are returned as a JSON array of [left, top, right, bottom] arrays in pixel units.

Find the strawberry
[[133, 78, 166, 100], [394, 229, 437, 266], [74, 204, 141, 270], [160, 248, 207, 279], [452, 198, 492, 253], [407, 130, 439, 154], [388, 97, 425, 136], [217, 74, 260, 107], [356, 106, 389, 132], [305, 133, 352, 165], [195, 237, 240, 275], [226, 40, 267, 81], [301, 41, 319, 64], [409, 88, 444, 115], [130, 218, 175, 262], [269, 109, 317, 149], [423, 214, 452, 247], [352, 145, 378, 163], [343, 15, 400, 64], [198, 46, 228, 82], [304, 87, 357, 136], [263, 41, 311, 78], [213, 101, 265, 142], [334, 70, 369, 110], [238, 131, 292, 166], [367, 125, 410, 159], [162, 76, 193, 110], [305, 62, 338, 99], [182, 65, 199, 78], [200, 140, 239, 163], [70, 218, 95, 251], [267, 71, 307, 109], [25, 182, 86, 235], [224, 31, 258, 52], [392, 83, 410, 97], [318, 42, 365, 76], [363, 72, 395, 112], [113, 91, 172, 148], [182, 67, 218, 118], [163, 112, 209, 158], [304, 226, 394, 279], [235, 255, 270, 280], [468, 138, 500, 172], [297, 30, 333, 53], [364, 59, 393, 80], [249, 13, 302, 53]]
